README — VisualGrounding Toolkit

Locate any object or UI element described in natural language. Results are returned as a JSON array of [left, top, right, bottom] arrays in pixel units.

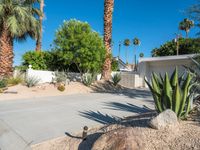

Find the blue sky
[[14, 0, 198, 65]]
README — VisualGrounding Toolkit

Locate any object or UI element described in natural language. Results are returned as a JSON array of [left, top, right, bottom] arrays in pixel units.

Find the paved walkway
[[0, 91, 153, 149]]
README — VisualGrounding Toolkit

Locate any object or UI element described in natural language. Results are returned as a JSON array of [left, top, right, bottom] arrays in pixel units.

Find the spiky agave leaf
[[178, 72, 192, 117], [145, 77, 163, 112], [163, 73, 172, 109]]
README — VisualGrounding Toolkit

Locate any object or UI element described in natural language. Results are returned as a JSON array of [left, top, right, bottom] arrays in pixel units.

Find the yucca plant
[[145, 67, 195, 119]]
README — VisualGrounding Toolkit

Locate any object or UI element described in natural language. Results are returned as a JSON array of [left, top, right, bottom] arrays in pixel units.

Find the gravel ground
[[32, 119, 200, 150]]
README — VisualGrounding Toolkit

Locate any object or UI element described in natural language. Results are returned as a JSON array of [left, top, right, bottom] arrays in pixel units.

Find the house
[[114, 57, 134, 72], [138, 54, 195, 87]]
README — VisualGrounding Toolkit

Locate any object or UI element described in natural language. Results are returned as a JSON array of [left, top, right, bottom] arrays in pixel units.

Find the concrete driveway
[[0, 91, 153, 149]]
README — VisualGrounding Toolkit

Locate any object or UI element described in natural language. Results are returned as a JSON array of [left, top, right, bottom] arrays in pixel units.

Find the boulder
[[92, 127, 144, 150], [149, 109, 179, 130]]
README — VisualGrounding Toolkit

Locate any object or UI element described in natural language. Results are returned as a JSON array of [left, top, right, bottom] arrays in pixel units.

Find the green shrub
[[7, 76, 23, 86], [25, 76, 40, 87], [22, 51, 53, 70], [111, 58, 119, 71], [145, 67, 195, 119], [57, 84, 65, 92], [82, 73, 93, 86], [0, 78, 7, 88], [112, 73, 121, 86]]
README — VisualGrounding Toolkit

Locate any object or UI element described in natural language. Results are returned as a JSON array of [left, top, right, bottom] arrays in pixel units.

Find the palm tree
[[102, 0, 114, 80], [124, 39, 130, 64], [118, 41, 122, 60], [0, 0, 40, 76], [133, 37, 141, 71], [139, 52, 144, 58], [36, 0, 44, 51], [179, 18, 194, 38]]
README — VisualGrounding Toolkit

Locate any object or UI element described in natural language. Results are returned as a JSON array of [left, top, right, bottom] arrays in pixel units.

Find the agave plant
[[112, 73, 121, 86], [82, 73, 93, 86], [145, 67, 195, 119]]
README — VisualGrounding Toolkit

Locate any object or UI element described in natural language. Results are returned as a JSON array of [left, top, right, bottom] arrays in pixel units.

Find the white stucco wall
[[26, 68, 55, 84]]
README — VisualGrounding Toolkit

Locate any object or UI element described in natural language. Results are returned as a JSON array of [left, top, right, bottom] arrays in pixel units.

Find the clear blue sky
[[14, 0, 198, 66]]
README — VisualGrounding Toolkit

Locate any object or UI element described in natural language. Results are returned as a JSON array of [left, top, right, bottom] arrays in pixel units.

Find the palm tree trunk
[[186, 30, 189, 38], [0, 24, 14, 77], [102, 0, 114, 80], [35, 0, 44, 51]]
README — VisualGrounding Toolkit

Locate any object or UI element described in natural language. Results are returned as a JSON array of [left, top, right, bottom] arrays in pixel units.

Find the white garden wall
[[26, 66, 55, 84]]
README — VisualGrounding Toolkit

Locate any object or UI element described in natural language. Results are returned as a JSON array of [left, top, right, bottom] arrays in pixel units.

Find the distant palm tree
[[133, 38, 141, 71], [118, 41, 122, 59], [102, 0, 114, 80], [0, 0, 40, 76], [179, 18, 194, 38], [36, 0, 44, 51], [124, 39, 130, 64], [139, 53, 144, 58]]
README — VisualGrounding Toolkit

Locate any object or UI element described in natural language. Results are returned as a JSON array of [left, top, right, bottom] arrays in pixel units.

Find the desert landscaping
[[0, 0, 200, 150]]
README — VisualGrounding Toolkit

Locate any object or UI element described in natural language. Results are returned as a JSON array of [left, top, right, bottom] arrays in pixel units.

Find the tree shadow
[[77, 132, 103, 150], [103, 102, 154, 114], [79, 110, 121, 125], [79, 102, 156, 128], [76, 103, 157, 150], [90, 81, 153, 100], [65, 130, 103, 150]]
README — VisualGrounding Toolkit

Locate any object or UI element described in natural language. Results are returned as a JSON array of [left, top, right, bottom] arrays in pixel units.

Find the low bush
[[145, 67, 195, 119], [112, 73, 121, 86], [25, 76, 40, 88], [57, 84, 65, 92], [7, 76, 23, 86], [0, 78, 7, 88], [82, 73, 93, 86]]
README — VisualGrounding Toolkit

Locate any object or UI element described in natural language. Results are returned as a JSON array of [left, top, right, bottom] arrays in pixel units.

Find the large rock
[[149, 109, 179, 130], [92, 127, 144, 150]]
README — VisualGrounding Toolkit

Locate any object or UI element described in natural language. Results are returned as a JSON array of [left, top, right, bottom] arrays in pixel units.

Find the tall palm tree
[[35, 0, 44, 51], [133, 37, 140, 71], [102, 0, 114, 80], [179, 18, 194, 38], [0, 0, 40, 76], [124, 39, 130, 64]]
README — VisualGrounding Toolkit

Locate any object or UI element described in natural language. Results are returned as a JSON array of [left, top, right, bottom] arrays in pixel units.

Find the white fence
[[26, 66, 55, 84], [25, 66, 144, 88]]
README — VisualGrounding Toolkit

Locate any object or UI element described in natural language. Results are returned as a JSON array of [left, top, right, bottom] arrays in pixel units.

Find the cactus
[[145, 67, 194, 119]]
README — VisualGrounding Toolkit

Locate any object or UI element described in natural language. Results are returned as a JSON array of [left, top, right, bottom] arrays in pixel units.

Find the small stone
[[149, 109, 179, 130]]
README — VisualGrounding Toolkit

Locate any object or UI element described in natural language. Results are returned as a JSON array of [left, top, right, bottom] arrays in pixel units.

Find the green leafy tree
[[22, 51, 53, 70], [0, 0, 41, 76], [124, 39, 130, 64], [52, 19, 106, 73], [179, 18, 194, 38], [152, 38, 200, 57]]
